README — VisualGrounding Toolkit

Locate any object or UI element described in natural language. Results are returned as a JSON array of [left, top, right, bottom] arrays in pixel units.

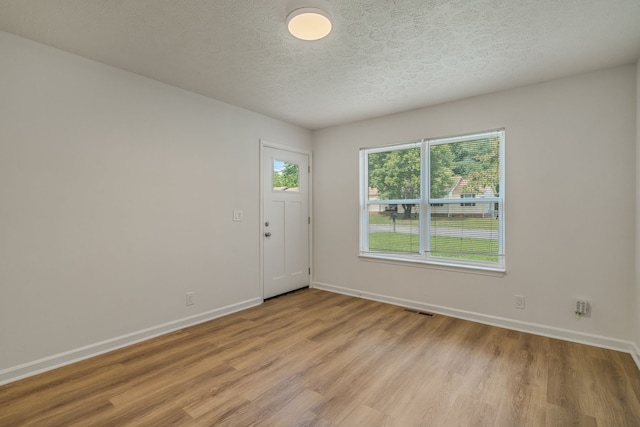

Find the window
[[360, 130, 505, 271], [273, 159, 299, 192]]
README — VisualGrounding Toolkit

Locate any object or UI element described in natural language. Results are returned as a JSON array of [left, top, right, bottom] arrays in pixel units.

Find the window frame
[[359, 129, 505, 272]]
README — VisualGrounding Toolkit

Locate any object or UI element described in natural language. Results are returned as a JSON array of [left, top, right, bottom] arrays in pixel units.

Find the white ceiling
[[1, 0, 639, 130]]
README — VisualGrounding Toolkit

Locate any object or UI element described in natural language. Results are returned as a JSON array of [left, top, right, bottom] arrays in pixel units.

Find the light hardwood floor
[[1, 288, 640, 426]]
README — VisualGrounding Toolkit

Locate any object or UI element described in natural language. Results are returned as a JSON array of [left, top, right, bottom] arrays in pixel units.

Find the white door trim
[[259, 139, 313, 300]]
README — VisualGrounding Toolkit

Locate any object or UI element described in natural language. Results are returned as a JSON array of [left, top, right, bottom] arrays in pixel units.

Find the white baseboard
[[312, 281, 637, 357], [0, 297, 262, 386], [631, 343, 640, 371]]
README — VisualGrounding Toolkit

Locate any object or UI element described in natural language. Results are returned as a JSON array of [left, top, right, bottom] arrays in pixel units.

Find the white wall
[[313, 65, 637, 349], [636, 58, 640, 360], [0, 31, 311, 383]]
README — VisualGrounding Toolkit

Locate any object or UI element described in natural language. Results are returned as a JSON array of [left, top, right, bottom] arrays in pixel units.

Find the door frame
[[259, 139, 313, 301]]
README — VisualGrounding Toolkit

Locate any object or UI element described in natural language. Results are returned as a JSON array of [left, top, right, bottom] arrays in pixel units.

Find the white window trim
[[359, 129, 505, 272]]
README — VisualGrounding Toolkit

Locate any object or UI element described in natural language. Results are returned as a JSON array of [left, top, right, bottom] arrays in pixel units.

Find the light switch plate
[[233, 210, 243, 222]]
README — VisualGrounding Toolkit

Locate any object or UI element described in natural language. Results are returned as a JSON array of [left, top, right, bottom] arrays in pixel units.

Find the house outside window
[[359, 129, 505, 271], [460, 193, 476, 207]]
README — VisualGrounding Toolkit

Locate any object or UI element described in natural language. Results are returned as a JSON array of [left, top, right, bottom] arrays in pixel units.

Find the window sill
[[359, 252, 506, 277]]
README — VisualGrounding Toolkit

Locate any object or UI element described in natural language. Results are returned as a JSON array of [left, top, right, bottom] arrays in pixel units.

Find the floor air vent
[[403, 309, 436, 318]]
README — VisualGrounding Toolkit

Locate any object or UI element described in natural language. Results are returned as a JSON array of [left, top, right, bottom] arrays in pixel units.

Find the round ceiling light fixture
[[287, 7, 332, 41]]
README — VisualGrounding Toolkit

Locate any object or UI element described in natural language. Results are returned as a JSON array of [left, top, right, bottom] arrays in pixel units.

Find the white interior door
[[262, 146, 310, 299]]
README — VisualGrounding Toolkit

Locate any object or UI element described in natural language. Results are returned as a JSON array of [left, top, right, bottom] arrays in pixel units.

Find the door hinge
[[308, 267, 311, 275], [308, 165, 311, 173], [308, 217, 311, 225]]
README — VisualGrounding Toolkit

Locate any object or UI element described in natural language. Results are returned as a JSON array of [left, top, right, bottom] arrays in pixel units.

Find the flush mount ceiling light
[[287, 7, 332, 41]]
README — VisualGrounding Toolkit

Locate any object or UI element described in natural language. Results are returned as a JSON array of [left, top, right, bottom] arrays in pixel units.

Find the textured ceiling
[[0, 0, 639, 130]]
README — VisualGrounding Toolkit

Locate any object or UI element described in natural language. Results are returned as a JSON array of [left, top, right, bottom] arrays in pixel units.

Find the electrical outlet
[[186, 292, 195, 306], [575, 299, 590, 317], [515, 295, 525, 309]]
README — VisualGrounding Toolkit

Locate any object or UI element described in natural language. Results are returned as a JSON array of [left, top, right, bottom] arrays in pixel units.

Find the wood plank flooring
[[1, 288, 639, 426]]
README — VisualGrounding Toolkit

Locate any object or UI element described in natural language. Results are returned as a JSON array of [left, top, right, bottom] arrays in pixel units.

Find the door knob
[[265, 232, 272, 237]]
